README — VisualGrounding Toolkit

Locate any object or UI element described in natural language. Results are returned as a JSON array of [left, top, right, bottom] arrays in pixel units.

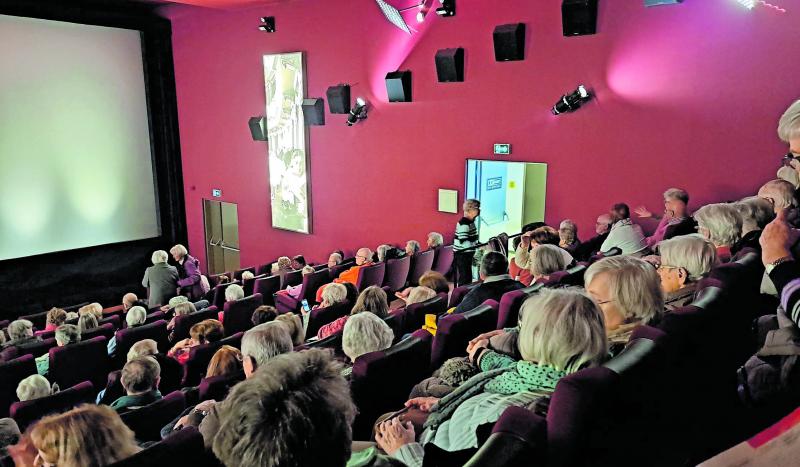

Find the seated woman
[[168, 319, 224, 365], [406, 240, 421, 257], [36, 325, 81, 376], [275, 312, 305, 346], [218, 284, 245, 322], [39, 307, 67, 334], [396, 271, 449, 302], [529, 244, 568, 285], [16, 374, 57, 402], [77, 314, 99, 334], [272, 256, 293, 276], [316, 286, 389, 340], [205, 345, 242, 379], [514, 226, 575, 277], [656, 235, 717, 311], [107, 306, 148, 356], [251, 305, 278, 326], [733, 196, 774, 254], [558, 219, 580, 251], [167, 301, 197, 341], [341, 312, 394, 378], [693, 202, 743, 263], [309, 282, 348, 312], [376, 244, 404, 263], [376, 288, 608, 465], [405, 286, 437, 306], [1, 319, 39, 349], [291, 255, 307, 270], [327, 251, 343, 268], [277, 265, 315, 299]]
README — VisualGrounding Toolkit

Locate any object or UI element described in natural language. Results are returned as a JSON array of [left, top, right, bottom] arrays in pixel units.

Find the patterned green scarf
[[484, 361, 566, 395]]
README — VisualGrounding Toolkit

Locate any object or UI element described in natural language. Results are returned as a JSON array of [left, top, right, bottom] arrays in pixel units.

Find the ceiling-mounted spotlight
[[436, 0, 455, 17], [551, 85, 591, 115], [347, 98, 368, 126], [258, 16, 275, 32]]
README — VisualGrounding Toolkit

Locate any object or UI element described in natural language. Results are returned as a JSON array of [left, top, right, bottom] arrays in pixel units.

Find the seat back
[[497, 283, 543, 329], [222, 294, 264, 336], [242, 273, 266, 296], [10, 381, 94, 432], [233, 266, 256, 281], [15, 337, 57, 358], [113, 320, 169, 366], [383, 256, 411, 293], [281, 269, 303, 289], [18, 311, 47, 330], [98, 314, 122, 330], [351, 330, 433, 439], [81, 323, 116, 342], [407, 249, 436, 286], [97, 370, 124, 406], [107, 426, 214, 467], [171, 307, 219, 342], [432, 245, 455, 276], [329, 261, 354, 280], [449, 281, 481, 308], [302, 268, 332, 303], [356, 262, 386, 292], [431, 300, 499, 369], [464, 406, 547, 467], [396, 295, 447, 335], [589, 246, 622, 263], [253, 275, 281, 305], [0, 355, 37, 418], [142, 310, 166, 326], [211, 282, 236, 310], [181, 332, 244, 386], [119, 390, 187, 442], [197, 371, 245, 402], [300, 331, 346, 359], [305, 302, 352, 338], [256, 262, 274, 276], [49, 336, 109, 390]]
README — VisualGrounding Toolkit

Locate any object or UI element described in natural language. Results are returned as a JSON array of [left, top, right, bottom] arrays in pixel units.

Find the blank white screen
[[0, 14, 160, 261]]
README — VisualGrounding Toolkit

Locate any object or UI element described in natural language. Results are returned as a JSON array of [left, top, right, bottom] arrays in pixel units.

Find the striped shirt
[[771, 260, 800, 326], [453, 217, 478, 252]]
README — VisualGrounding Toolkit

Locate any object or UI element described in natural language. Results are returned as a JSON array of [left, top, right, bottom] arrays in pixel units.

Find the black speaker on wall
[[562, 0, 598, 36], [326, 85, 350, 114], [248, 116, 267, 141], [435, 48, 464, 82], [385, 71, 412, 102], [302, 98, 325, 126], [493, 23, 525, 62]]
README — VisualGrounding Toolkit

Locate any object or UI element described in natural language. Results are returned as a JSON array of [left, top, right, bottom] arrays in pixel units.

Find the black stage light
[[347, 98, 368, 126], [436, 0, 455, 17], [552, 85, 591, 115], [258, 16, 275, 32]]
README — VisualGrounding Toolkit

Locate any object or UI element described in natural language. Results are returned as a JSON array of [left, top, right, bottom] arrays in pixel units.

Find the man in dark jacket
[[455, 251, 523, 313], [110, 356, 162, 413], [142, 250, 179, 307]]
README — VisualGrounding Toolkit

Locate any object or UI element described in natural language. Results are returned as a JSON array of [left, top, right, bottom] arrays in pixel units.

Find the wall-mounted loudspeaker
[[302, 98, 325, 126], [562, 0, 598, 36], [385, 71, 412, 102], [326, 85, 350, 114], [435, 48, 464, 82], [493, 23, 525, 62], [249, 116, 267, 141]]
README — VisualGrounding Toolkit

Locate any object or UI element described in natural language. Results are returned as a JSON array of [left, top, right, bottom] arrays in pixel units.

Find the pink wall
[[164, 0, 798, 270]]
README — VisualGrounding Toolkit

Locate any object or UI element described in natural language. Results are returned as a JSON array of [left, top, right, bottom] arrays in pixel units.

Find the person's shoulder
[[457, 217, 472, 226]]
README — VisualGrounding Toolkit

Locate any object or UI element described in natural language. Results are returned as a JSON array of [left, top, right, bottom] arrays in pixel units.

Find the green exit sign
[[494, 143, 511, 155]]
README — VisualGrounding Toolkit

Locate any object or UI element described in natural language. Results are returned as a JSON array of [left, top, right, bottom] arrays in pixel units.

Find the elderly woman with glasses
[[655, 235, 717, 311]]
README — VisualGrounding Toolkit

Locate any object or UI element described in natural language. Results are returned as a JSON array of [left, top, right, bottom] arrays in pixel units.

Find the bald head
[[122, 293, 138, 311], [758, 179, 798, 212], [356, 248, 373, 266]]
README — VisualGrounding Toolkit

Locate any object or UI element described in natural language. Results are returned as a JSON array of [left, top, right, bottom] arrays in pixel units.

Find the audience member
[[758, 179, 799, 216], [122, 292, 139, 311], [657, 235, 717, 310], [396, 271, 449, 302], [127, 338, 158, 360], [291, 255, 307, 270], [379, 288, 607, 465], [206, 345, 243, 379], [427, 232, 444, 249], [98, 338, 181, 405], [167, 301, 197, 341], [778, 99, 800, 176], [110, 356, 162, 413], [42, 307, 67, 333], [694, 202, 743, 263], [107, 305, 147, 356], [251, 305, 278, 326], [406, 240, 421, 257], [16, 374, 57, 402], [514, 226, 574, 274], [78, 302, 103, 320], [409, 357, 479, 399], [327, 252, 343, 268], [219, 284, 245, 322], [572, 213, 613, 261], [317, 286, 389, 340], [405, 286, 437, 306], [734, 196, 776, 253], [558, 219, 580, 250], [241, 270, 255, 281], [455, 252, 523, 313], [601, 203, 649, 256], [0, 418, 20, 465], [272, 256, 293, 276], [168, 319, 224, 365], [328, 247, 374, 289], [277, 265, 314, 299], [142, 249, 179, 307], [761, 209, 800, 326], [36, 324, 81, 375], [171, 243, 204, 300], [77, 313, 98, 333], [529, 244, 568, 284], [777, 164, 800, 188], [275, 312, 305, 345], [376, 244, 402, 262], [341, 313, 394, 377], [453, 199, 481, 286], [28, 405, 141, 465], [1, 319, 39, 349], [636, 188, 696, 248]]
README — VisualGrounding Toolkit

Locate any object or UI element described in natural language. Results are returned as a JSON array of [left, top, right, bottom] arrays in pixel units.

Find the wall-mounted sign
[[486, 177, 503, 191], [493, 143, 511, 155], [212, 189, 222, 197]]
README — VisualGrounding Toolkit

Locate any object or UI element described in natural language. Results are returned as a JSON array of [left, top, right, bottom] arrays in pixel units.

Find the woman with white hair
[[16, 374, 57, 402], [377, 288, 608, 464], [427, 232, 444, 249], [36, 324, 81, 376], [558, 219, 580, 251], [733, 196, 775, 253], [778, 99, 800, 175], [529, 244, 567, 284], [341, 312, 394, 378], [1, 319, 39, 349], [693, 203, 744, 263], [107, 306, 148, 356], [142, 250, 179, 308], [406, 240, 421, 257], [316, 286, 388, 340], [170, 244, 204, 300], [656, 235, 717, 310]]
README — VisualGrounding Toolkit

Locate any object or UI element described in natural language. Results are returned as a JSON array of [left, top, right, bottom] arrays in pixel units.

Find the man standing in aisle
[[453, 199, 481, 287]]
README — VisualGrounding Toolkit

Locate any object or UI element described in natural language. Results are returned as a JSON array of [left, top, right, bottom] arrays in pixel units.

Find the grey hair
[[735, 196, 775, 234], [758, 179, 798, 210], [427, 232, 444, 247], [16, 374, 53, 401], [777, 166, 800, 189], [328, 252, 343, 264], [529, 244, 567, 277], [121, 356, 161, 394], [55, 324, 81, 346], [167, 295, 189, 309], [463, 199, 481, 212], [518, 288, 607, 374], [241, 322, 294, 369], [694, 203, 743, 247], [778, 99, 800, 142], [663, 188, 689, 204], [225, 284, 245, 302], [585, 256, 664, 325], [406, 240, 421, 255], [170, 244, 188, 258], [658, 234, 717, 282], [357, 247, 373, 260], [406, 286, 437, 306], [151, 250, 168, 265], [8, 319, 33, 341], [321, 283, 347, 305], [558, 219, 578, 246], [173, 302, 196, 317], [242, 271, 255, 281], [0, 418, 20, 454], [127, 339, 158, 362], [77, 314, 98, 333], [126, 306, 147, 327], [342, 312, 394, 361], [376, 244, 391, 262]]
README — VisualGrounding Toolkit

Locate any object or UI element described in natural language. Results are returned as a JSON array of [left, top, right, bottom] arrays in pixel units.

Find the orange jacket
[[334, 262, 372, 286]]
